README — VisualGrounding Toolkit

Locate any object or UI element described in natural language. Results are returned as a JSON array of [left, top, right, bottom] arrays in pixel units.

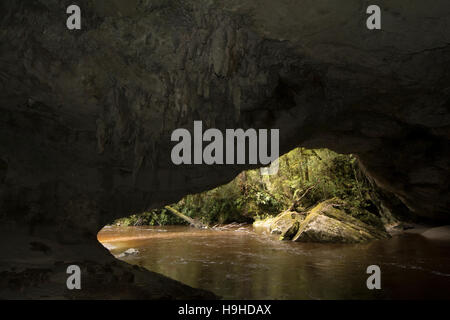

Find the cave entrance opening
[[97, 147, 389, 299], [104, 147, 386, 230], [95, 147, 450, 299]]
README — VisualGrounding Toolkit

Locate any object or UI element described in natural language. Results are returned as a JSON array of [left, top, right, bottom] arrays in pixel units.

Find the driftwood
[[164, 205, 207, 229], [211, 222, 247, 231]]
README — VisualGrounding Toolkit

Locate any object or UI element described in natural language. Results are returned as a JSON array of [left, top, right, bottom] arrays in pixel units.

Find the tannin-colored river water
[[97, 225, 450, 299]]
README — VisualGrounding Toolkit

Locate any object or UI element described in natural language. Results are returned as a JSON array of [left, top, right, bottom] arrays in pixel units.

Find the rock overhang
[[1, 0, 450, 298]]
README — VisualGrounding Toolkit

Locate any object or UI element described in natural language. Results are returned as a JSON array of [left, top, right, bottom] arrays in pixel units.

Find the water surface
[[98, 225, 450, 299]]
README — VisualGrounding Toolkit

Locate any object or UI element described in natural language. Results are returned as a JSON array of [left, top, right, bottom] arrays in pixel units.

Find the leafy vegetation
[[115, 208, 186, 226], [114, 148, 383, 226]]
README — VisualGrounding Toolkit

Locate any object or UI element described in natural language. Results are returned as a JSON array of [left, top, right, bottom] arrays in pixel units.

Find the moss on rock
[[253, 198, 389, 243], [271, 211, 305, 235], [292, 198, 389, 243], [253, 210, 305, 239]]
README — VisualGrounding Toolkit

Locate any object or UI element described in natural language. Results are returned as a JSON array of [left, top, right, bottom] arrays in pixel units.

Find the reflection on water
[[98, 225, 450, 299]]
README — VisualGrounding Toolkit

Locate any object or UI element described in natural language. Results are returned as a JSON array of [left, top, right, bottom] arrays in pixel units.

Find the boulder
[[254, 198, 389, 243], [280, 220, 301, 241], [292, 199, 390, 243], [253, 210, 305, 240]]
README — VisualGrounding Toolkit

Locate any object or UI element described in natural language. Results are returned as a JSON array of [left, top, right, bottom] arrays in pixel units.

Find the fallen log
[[164, 205, 207, 229]]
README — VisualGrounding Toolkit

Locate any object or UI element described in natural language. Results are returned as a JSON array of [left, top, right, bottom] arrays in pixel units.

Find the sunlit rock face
[[0, 0, 450, 298], [254, 199, 389, 243]]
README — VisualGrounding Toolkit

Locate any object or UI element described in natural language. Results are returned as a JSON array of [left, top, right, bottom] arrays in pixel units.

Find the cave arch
[[1, 0, 450, 298]]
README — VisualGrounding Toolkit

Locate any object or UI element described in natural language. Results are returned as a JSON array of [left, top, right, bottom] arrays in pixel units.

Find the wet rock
[[117, 248, 139, 258], [393, 223, 415, 231]]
